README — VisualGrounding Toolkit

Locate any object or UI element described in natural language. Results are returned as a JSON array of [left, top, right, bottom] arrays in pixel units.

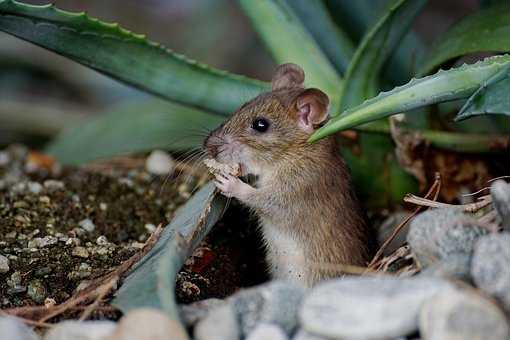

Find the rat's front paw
[[214, 173, 254, 200]]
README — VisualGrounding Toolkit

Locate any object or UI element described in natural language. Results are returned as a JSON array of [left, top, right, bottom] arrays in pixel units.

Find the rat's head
[[204, 63, 329, 176]]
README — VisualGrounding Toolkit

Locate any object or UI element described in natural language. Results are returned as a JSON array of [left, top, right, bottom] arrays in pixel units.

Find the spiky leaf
[[0, 0, 267, 114], [420, 4, 510, 75], [310, 55, 510, 142]]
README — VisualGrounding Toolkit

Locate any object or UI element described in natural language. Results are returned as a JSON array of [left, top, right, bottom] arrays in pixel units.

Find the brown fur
[[205, 65, 374, 286]]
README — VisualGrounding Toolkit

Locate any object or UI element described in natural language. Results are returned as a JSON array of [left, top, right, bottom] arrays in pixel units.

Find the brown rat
[[204, 63, 374, 287]]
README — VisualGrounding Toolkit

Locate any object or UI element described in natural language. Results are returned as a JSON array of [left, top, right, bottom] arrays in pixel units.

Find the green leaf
[[340, 0, 427, 111], [112, 183, 226, 319], [457, 64, 510, 121], [420, 4, 510, 75], [45, 100, 223, 165], [286, 0, 354, 74], [239, 0, 343, 112], [325, 0, 426, 85], [0, 0, 268, 114], [310, 55, 510, 142]]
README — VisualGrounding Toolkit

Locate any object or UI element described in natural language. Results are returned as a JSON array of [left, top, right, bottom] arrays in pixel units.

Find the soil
[[0, 145, 268, 316]]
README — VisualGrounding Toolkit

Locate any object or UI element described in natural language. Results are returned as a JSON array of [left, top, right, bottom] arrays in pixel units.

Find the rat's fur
[[204, 64, 374, 286]]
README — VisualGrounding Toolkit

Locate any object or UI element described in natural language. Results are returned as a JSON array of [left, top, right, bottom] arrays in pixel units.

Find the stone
[[27, 279, 47, 304], [78, 219, 96, 233], [27, 182, 43, 195], [419, 254, 471, 282], [43, 180, 65, 191], [0, 316, 39, 340], [407, 208, 486, 267], [145, 150, 175, 176], [44, 320, 116, 340], [491, 180, 510, 230], [420, 290, 509, 340], [472, 232, 510, 311], [96, 236, 109, 246], [292, 329, 328, 340], [246, 323, 288, 340], [230, 281, 305, 336], [0, 254, 10, 273], [107, 308, 187, 340], [72, 247, 90, 258], [194, 304, 240, 340], [179, 298, 225, 327], [29, 236, 58, 248], [300, 276, 453, 339]]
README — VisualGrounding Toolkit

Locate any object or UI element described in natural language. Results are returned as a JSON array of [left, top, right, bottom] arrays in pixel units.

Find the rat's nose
[[204, 133, 222, 158]]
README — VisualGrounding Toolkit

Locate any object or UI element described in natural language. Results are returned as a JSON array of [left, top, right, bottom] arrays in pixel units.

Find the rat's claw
[[213, 174, 254, 200]]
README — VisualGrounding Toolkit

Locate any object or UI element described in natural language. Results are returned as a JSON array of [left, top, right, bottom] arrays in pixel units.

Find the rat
[[204, 63, 374, 287]]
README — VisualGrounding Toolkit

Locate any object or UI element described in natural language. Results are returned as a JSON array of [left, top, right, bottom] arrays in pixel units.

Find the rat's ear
[[295, 88, 329, 133], [272, 63, 305, 90]]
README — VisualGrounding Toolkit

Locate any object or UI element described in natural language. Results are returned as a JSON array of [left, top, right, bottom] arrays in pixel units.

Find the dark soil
[[0, 145, 268, 314]]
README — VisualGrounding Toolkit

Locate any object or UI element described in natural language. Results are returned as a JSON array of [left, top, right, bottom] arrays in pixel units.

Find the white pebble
[[145, 150, 175, 176], [78, 219, 96, 233], [0, 255, 10, 273], [144, 223, 156, 233], [43, 320, 116, 340], [27, 182, 43, 195]]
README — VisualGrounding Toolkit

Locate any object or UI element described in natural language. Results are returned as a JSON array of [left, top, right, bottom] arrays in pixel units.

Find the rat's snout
[[204, 131, 224, 158]]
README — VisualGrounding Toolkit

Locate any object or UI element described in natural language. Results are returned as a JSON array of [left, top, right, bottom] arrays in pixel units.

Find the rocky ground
[[1, 143, 510, 340]]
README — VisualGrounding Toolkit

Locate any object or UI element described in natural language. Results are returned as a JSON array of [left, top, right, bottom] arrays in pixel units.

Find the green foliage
[[311, 55, 510, 141], [238, 0, 343, 112], [0, 0, 267, 114], [113, 183, 225, 317], [46, 100, 223, 165], [421, 3, 510, 75]]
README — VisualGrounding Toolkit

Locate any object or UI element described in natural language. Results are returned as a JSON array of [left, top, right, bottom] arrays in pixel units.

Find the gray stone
[[43, 320, 116, 340], [0, 316, 39, 340], [78, 219, 96, 233], [145, 150, 175, 176], [43, 180, 65, 191], [472, 232, 510, 311], [194, 304, 240, 340], [407, 208, 486, 267], [27, 279, 47, 304], [72, 247, 90, 258], [230, 281, 306, 336], [419, 254, 471, 282], [420, 290, 509, 340], [246, 323, 288, 340], [300, 276, 453, 339], [491, 180, 510, 231], [0, 254, 10, 273], [108, 308, 187, 340], [179, 298, 225, 327], [292, 329, 328, 340]]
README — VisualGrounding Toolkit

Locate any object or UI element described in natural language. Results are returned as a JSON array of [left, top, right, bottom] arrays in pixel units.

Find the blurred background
[[0, 0, 482, 148]]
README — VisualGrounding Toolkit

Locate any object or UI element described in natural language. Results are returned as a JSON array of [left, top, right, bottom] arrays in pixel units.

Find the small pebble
[[43, 180, 65, 191], [420, 290, 509, 340], [407, 208, 486, 267], [472, 232, 510, 311], [27, 280, 47, 304], [0, 255, 10, 273], [145, 150, 175, 176], [195, 304, 240, 340], [96, 236, 109, 246], [72, 246, 89, 258], [44, 320, 116, 340], [27, 182, 43, 195], [0, 316, 39, 340], [107, 308, 188, 340], [0, 151, 10, 166], [78, 218, 96, 233], [99, 202, 108, 211], [491, 180, 510, 230], [300, 276, 453, 339], [144, 223, 156, 233], [246, 323, 288, 340]]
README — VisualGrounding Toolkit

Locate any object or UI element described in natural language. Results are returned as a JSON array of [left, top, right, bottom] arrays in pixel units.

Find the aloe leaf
[[340, 0, 427, 111], [287, 0, 354, 74], [113, 183, 226, 320], [310, 55, 510, 142], [420, 4, 510, 75], [238, 0, 343, 112], [0, 0, 267, 114], [456, 64, 510, 121], [45, 99, 223, 165], [325, 0, 426, 85]]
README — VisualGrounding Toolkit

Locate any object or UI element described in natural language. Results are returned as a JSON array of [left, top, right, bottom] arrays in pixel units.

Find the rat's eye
[[252, 118, 270, 133]]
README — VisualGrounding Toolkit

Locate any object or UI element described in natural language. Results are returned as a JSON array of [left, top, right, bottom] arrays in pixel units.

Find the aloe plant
[[1, 0, 509, 205]]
